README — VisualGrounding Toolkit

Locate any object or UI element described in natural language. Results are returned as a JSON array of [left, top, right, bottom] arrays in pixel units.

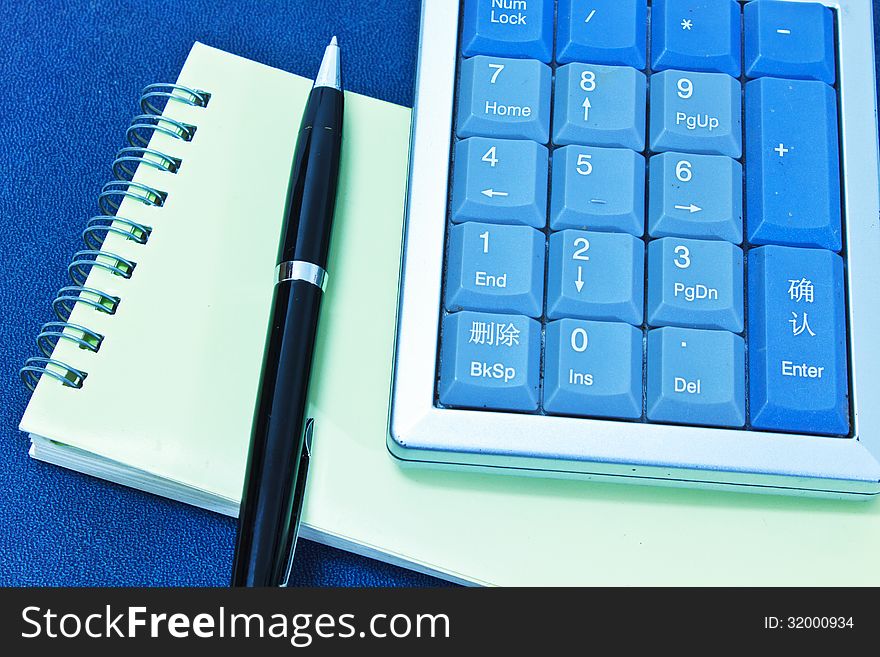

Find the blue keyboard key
[[457, 55, 551, 143], [438, 310, 540, 412], [556, 0, 647, 68], [553, 63, 646, 151], [745, 77, 842, 251], [744, 1, 836, 84], [748, 246, 849, 435], [647, 237, 743, 332], [550, 145, 645, 236], [445, 222, 545, 317], [647, 326, 745, 428], [648, 152, 742, 243], [652, 0, 741, 77], [461, 0, 553, 63], [544, 319, 643, 419], [547, 230, 644, 325], [649, 69, 742, 158], [451, 137, 548, 228]]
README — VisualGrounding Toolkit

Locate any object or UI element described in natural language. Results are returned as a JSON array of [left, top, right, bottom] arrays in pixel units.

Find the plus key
[[745, 77, 842, 251]]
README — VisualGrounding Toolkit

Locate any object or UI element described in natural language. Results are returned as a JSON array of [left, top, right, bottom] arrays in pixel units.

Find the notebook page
[[22, 43, 323, 501]]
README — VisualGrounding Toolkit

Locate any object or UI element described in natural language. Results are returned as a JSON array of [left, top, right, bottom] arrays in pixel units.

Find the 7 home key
[[439, 0, 849, 436]]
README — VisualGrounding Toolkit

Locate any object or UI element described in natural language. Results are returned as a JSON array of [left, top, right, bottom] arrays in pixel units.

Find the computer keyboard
[[390, 0, 880, 497]]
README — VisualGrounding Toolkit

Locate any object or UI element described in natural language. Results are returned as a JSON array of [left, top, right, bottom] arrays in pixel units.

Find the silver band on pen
[[276, 260, 328, 290]]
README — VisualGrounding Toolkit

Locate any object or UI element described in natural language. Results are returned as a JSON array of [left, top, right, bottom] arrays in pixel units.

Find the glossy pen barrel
[[232, 279, 322, 586], [233, 39, 343, 586], [278, 86, 344, 267]]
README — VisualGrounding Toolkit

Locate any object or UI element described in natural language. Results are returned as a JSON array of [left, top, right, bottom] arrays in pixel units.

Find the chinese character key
[[748, 246, 849, 435]]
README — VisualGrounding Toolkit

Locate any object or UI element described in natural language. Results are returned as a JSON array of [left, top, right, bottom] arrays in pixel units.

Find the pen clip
[[303, 417, 313, 458], [280, 418, 314, 587]]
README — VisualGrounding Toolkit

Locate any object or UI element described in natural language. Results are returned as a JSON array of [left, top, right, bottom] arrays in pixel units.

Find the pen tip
[[314, 36, 342, 90]]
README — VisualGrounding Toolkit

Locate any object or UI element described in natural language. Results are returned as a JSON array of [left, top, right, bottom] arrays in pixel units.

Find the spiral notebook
[[17, 43, 417, 541]]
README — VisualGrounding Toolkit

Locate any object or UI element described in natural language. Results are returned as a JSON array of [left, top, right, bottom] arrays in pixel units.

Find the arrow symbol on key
[[674, 203, 702, 213], [481, 189, 509, 198], [575, 266, 585, 293], [582, 97, 592, 121]]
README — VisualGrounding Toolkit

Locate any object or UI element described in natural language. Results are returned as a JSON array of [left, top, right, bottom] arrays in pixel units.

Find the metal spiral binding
[[68, 249, 138, 286], [140, 83, 210, 115], [36, 322, 104, 357], [20, 358, 87, 391], [83, 216, 152, 250], [20, 82, 211, 392], [127, 114, 197, 148], [98, 180, 167, 215], [112, 147, 182, 179], [52, 286, 120, 319]]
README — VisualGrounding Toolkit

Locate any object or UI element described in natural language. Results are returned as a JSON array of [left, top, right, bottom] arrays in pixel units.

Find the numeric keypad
[[439, 0, 849, 436]]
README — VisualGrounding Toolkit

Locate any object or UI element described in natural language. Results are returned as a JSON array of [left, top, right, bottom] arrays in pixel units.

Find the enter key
[[748, 245, 849, 435]]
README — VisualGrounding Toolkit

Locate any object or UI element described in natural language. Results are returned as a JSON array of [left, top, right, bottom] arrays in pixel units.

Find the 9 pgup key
[[676, 112, 719, 131], [650, 69, 742, 157]]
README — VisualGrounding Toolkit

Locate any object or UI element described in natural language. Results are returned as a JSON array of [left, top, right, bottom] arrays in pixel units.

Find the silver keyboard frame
[[389, 0, 880, 498]]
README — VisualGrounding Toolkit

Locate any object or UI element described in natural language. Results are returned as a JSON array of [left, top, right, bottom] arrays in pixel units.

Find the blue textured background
[[2, 1, 879, 587], [0, 0, 444, 587]]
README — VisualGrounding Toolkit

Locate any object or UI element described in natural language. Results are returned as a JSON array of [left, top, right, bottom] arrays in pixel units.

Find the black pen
[[232, 37, 343, 587]]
